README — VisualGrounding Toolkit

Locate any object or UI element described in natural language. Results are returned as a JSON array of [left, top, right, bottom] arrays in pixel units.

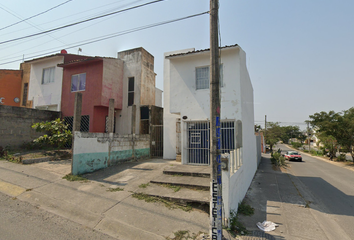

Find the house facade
[[59, 57, 124, 133], [26, 51, 87, 111], [0, 70, 22, 107], [163, 45, 258, 215]]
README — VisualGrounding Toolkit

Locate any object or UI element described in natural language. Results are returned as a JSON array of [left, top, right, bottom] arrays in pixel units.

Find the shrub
[[271, 152, 286, 166], [291, 142, 303, 149], [337, 153, 346, 161]]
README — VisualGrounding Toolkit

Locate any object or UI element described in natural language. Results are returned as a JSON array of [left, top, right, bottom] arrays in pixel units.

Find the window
[[22, 83, 28, 106], [195, 64, 223, 90], [71, 73, 86, 92], [128, 77, 134, 106], [42, 67, 55, 84]]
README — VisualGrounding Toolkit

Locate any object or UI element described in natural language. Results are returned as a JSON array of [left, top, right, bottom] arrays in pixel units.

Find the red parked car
[[285, 151, 302, 162]]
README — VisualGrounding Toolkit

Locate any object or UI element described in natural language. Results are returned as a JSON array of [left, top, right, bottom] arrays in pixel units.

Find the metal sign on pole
[[210, 0, 222, 239]]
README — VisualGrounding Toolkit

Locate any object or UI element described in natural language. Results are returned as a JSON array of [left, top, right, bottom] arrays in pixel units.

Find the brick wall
[[0, 105, 60, 148]]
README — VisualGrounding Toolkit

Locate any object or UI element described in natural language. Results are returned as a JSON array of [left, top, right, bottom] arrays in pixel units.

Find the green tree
[[265, 122, 282, 152], [32, 118, 72, 149], [280, 125, 301, 144], [309, 107, 354, 162]]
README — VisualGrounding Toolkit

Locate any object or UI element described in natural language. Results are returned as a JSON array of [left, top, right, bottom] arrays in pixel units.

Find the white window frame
[[195, 64, 223, 90], [71, 73, 86, 92], [42, 67, 55, 84]]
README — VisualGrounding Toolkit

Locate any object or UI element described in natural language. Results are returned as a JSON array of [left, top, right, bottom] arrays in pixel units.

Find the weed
[[107, 187, 124, 192], [139, 183, 150, 188], [26, 188, 33, 192], [62, 174, 88, 182], [132, 193, 192, 212], [228, 210, 248, 235], [161, 184, 181, 192], [238, 201, 254, 216], [165, 230, 205, 240]]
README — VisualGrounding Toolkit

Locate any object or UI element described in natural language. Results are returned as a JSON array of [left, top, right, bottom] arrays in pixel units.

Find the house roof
[[165, 44, 239, 58], [57, 57, 103, 68], [24, 53, 85, 64]]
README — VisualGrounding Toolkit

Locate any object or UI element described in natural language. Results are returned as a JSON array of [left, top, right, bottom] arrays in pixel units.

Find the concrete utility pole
[[72, 92, 82, 174], [209, 0, 222, 239], [307, 121, 311, 151]]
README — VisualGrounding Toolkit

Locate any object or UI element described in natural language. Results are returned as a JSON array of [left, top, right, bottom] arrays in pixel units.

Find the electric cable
[[0, 11, 209, 66], [0, 0, 167, 45], [0, 0, 73, 31]]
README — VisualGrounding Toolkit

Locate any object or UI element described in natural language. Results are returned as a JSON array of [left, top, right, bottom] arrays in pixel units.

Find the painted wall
[[163, 48, 195, 159], [163, 47, 243, 159], [140, 49, 156, 106], [61, 60, 103, 132], [224, 47, 258, 218], [72, 132, 150, 175], [102, 58, 124, 109], [0, 70, 22, 107], [27, 56, 64, 111], [155, 88, 163, 107], [163, 46, 259, 222]]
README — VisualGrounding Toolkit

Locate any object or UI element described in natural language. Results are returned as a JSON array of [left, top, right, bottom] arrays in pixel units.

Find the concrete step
[[150, 174, 210, 190], [136, 182, 210, 205], [163, 165, 211, 178]]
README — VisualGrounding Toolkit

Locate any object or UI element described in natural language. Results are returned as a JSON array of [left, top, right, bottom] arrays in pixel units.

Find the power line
[[0, 0, 73, 31], [0, 11, 209, 66], [0, 0, 166, 45]]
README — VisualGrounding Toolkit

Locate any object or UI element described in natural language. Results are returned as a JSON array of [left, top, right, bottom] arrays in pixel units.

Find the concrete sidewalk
[[0, 158, 210, 240], [238, 153, 346, 240]]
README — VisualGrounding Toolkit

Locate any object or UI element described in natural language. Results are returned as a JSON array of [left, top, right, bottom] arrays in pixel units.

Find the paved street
[[0, 191, 117, 240], [278, 143, 354, 239]]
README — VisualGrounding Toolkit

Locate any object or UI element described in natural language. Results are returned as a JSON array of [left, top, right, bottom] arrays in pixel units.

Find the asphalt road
[[277, 143, 354, 239], [0, 192, 117, 240]]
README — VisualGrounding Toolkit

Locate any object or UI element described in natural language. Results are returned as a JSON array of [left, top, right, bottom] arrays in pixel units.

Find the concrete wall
[[0, 105, 60, 147], [224, 47, 257, 218], [0, 70, 22, 107], [27, 56, 64, 111], [20, 63, 32, 108], [116, 48, 157, 135], [72, 132, 150, 175]]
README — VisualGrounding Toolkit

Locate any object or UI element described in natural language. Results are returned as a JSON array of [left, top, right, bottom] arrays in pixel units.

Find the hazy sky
[[1, 0, 353, 130]]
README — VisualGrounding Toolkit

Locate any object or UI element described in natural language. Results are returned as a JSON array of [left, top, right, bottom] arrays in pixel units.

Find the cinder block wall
[[0, 105, 60, 148], [72, 132, 150, 175]]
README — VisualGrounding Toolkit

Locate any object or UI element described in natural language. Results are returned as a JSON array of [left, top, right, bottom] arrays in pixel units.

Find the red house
[[59, 57, 124, 133]]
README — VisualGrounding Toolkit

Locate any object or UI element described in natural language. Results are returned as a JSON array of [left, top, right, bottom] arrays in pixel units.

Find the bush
[[271, 152, 286, 166], [337, 153, 346, 161], [291, 142, 303, 149], [310, 149, 323, 156]]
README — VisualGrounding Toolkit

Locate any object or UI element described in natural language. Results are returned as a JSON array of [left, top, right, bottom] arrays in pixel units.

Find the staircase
[[136, 164, 211, 208]]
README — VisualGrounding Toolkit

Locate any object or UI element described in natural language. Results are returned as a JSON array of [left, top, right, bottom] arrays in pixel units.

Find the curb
[[22, 157, 53, 164]]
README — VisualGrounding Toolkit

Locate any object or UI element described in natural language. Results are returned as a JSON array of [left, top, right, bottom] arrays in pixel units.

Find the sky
[[1, 0, 354, 130]]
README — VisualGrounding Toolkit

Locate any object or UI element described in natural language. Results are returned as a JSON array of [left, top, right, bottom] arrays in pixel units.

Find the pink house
[[59, 57, 124, 133]]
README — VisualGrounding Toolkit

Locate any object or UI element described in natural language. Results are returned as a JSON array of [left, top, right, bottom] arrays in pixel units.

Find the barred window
[[195, 65, 223, 90]]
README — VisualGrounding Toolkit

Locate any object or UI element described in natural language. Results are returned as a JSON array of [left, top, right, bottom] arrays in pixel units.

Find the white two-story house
[[163, 44, 258, 215]]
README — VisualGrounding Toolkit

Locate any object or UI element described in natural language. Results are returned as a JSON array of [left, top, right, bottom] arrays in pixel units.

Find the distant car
[[284, 151, 302, 162]]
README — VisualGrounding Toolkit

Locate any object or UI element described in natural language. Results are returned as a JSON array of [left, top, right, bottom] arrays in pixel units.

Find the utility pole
[[265, 115, 267, 152], [210, 0, 222, 239], [307, 121, 311, 152]]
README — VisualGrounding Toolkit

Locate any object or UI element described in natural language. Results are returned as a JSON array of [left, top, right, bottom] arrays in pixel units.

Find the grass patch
[[132, 193, 192, 212], [238, 200, 254, 216], [139, 183, 150, 188], [107, 187, 124, 192], [161, 183, 181, 192], [62, 174, 88, 182], [165, 230, 205, 240]]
